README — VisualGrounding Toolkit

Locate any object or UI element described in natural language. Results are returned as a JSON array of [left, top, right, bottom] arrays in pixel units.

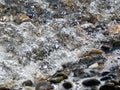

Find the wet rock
[[110, 80, 119, 86], [22, 80, 33, 86], [99, 83, 116, 90], [73, 68, 84, 77], [50, 76, 64, 84], [100, 76, 112, 81], [101, 45, 111, 52], [89, 70, 100, 76], [88, 62, 99, 69], [79, 55, 106, 67], [0, 87, 10, 90], [54, 72, 68, 79], [112, 39, 120, 47], [50, 72, 68, 84], [101, 71, 110, 76], [15, 13, 30, 23], [78, 56, 94, 66], [82, 79, 100, 87], [108, 24, 120, 34], [35, 81, 54, 90], [108, 73, 117, 78], [62, 81, 73, 89], [88, 49, 103, 55], [81, 49, 103, 57], [73, 68, 93, 78]]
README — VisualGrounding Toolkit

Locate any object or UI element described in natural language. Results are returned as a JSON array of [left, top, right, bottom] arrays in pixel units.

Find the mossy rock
[[50, 76, 64, 84], [54, 72, 68, 79], [88, 49, 103, 55], [50, 72, 68, 84]]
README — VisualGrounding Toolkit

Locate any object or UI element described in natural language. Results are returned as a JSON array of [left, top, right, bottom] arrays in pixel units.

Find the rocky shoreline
[[0, 0, 120, 90]]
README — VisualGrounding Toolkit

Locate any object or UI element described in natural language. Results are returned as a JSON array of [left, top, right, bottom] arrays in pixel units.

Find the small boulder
[[101, 45, 111, 52], [101, 71, 110, 76], [62, 82, 73, 89], [50, 76, 64, 84], [15, 13, 30, 23], [113, 39, 120, 47], [82, 79, 100, 87], [99, 83, 116, 90], [50, 72, 68, 84], [88, 63, 99, 69], [110, 80, 119, 86], [88, 49, 103, 55], [100, 76, 112, 81]]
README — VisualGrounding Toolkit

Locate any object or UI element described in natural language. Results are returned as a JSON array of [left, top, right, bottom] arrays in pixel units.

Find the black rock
[[82, 79, 100, 87], [100, 76, 112, 81], [63, 82, 73, 89], [35, 81, 54, 90], [99, 84, 116, 90], [0, 87, 10, 90], [113, 40, 120, 47], [101, 71, 110, 76], [108, 73, 117, 78], [22, 80, 33, 86], [101, 45, 111, 52]]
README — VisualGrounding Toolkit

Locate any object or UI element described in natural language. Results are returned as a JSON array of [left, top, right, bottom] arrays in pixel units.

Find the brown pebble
[[0, 87, 10, 90]]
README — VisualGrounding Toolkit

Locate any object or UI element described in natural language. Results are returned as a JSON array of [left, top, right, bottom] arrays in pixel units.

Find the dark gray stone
[[63, 82, 73, 89], [82, 79, 100, 87]]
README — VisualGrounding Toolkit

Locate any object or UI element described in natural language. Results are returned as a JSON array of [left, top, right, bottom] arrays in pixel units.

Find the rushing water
[[0, 0, 120, 89]]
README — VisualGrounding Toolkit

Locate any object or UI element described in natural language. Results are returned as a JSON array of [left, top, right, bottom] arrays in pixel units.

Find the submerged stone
[[62, 81, 73, 89], [82, 79, 100, 87]]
